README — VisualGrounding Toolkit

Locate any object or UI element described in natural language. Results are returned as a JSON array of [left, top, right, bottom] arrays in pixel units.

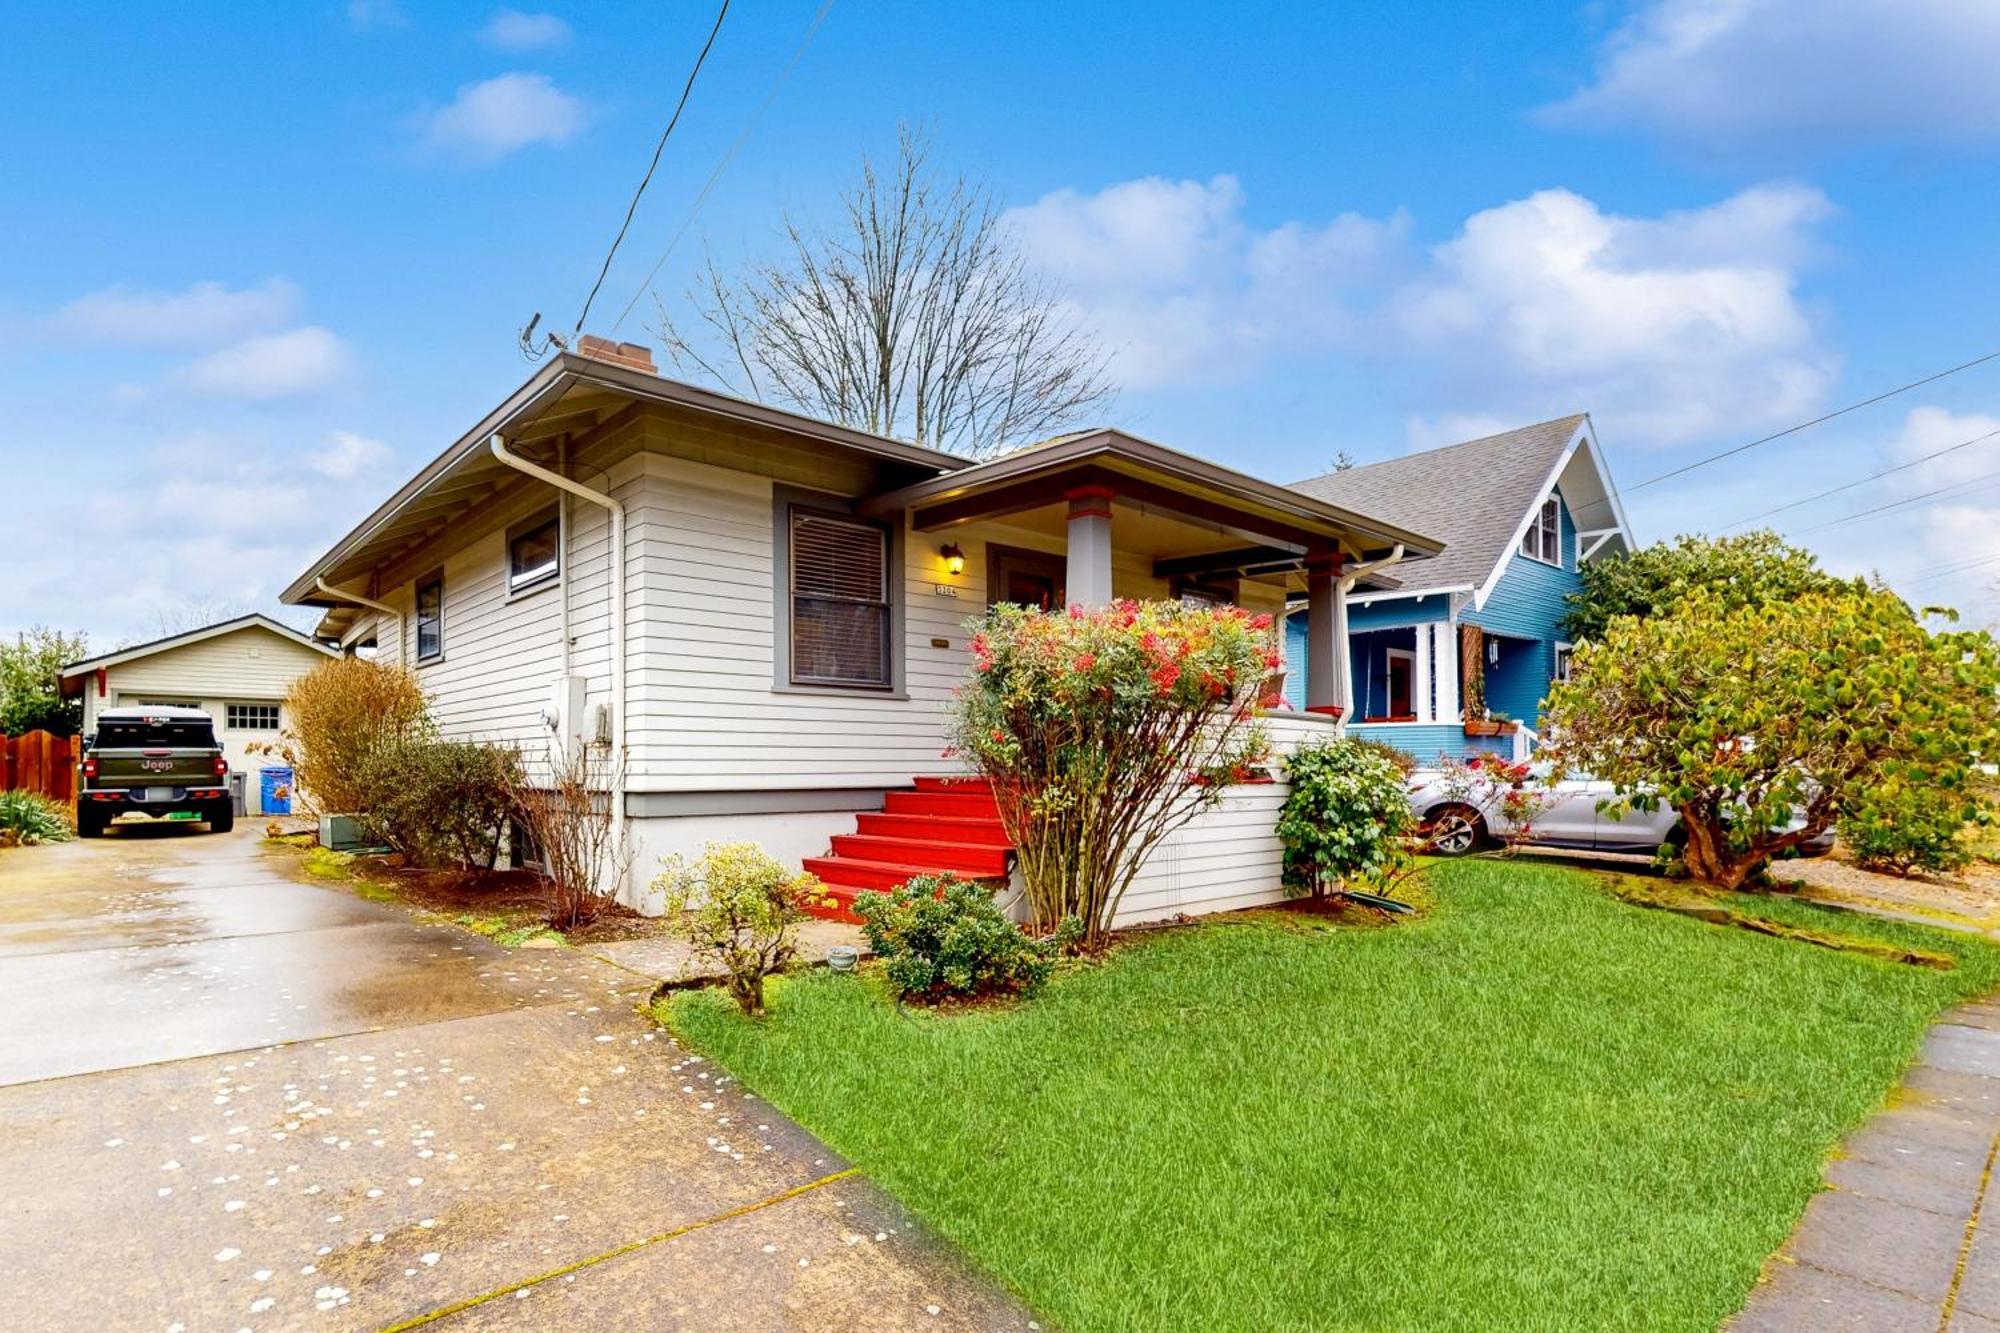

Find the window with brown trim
[[788, 510, 891, 688]]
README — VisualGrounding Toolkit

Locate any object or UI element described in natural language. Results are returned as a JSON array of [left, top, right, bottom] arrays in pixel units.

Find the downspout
[[314, 577, 404, 664], [1335, 544, 1406, 733], [487, 434, 627, 879]]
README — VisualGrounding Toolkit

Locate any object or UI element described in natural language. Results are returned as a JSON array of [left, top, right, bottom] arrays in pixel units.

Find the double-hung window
[[1521, 496, 1562, 566], [415, 575, 444, 663], [508, 511, 560, 595], [788, 509, 891, 689]]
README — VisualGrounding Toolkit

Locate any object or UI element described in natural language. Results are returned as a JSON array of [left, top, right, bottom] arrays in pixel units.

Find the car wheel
[[1426, 804, 1486, 856], [76, 805, 105, 838], [209, 805, 235, 835]]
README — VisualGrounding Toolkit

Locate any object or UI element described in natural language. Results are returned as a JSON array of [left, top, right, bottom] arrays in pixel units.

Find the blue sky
[[7, 0, 2000, 644]]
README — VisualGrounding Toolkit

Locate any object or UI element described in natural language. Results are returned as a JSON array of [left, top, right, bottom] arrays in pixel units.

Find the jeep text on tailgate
[[77, 706, 235, 837]]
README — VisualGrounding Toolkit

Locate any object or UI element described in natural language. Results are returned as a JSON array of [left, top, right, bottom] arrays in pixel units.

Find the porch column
[[1414, 619, 1434, 723], [1065, 486, 1115, 608], [1304, 549, 1347, 717], [1430, 622, 1461, 723]]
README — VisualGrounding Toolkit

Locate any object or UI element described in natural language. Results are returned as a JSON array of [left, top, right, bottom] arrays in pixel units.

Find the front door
[[1386, 649, 1414, 719], [988, 544, 1067, 611]]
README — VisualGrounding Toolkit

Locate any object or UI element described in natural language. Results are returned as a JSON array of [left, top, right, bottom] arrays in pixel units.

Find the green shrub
[[654, 841, 827, 1016], [354, 738, 520, 870], [852, 873, 1054, 1001], [1839, 783, 1983, 878], [0, 790, 72, 845], [1278, 738, 1414, 898]]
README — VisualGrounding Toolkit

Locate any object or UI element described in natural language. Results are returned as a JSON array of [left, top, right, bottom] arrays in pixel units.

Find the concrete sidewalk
[[1732, 996, 2000, 1331]]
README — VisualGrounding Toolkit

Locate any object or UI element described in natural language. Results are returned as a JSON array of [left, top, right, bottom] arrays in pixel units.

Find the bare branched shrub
[[508, 745, 629, 932], [257, 658, 430, 815], [656, 127, 1111, 459]]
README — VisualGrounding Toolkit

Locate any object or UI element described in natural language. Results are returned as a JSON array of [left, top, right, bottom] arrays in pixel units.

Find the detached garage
[[59, 615, 335, 816]]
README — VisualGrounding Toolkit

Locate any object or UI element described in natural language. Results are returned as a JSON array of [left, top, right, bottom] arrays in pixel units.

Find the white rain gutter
[[315, 577, 404, 663], [487, 434, 628, 871]]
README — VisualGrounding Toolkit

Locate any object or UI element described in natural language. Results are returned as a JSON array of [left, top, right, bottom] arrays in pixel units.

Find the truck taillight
[[82, 757, 97, 779], [213, 757, 229, 778]]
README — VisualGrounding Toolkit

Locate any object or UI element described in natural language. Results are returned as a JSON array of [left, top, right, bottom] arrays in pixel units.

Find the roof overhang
[[58, 614, 335, 696], [858, 429, 1445, 569], [283, 355, 975, 607]]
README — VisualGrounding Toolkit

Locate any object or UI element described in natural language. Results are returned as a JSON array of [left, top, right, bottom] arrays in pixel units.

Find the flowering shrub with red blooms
[[951, 599, 1274, 950]]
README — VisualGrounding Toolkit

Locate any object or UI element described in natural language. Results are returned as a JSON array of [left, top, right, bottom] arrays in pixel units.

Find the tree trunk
[[733, 973, 765, 1018], [1678, 810, 1764, 891]]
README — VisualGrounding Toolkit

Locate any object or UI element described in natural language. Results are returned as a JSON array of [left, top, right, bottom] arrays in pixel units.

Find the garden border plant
[[949, 599, 1272, 951]]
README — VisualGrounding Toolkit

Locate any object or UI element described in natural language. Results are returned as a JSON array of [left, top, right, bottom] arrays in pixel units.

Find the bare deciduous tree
[[656, 129, 1111, 459]]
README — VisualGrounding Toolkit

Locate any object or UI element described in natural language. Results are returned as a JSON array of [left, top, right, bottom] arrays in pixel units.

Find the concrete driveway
[[0, 826, 1031, 1331]]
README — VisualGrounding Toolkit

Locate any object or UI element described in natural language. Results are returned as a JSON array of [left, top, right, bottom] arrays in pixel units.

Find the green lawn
[[667, 860, 2000, 1332]]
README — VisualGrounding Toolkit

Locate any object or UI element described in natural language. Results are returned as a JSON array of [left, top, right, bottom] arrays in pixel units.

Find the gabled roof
[[1291, 414, 1630, 604], [59, 614, 334, 682]]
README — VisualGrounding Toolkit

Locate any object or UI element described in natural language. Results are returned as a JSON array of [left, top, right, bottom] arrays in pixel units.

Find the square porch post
[[1431, 621, 1461, 723], [1304, 549, 1347, 718], [1065, 486, 1115, 608]]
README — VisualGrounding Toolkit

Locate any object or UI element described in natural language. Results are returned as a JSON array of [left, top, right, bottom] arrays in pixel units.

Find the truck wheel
[[208, 805, 235, 835], [76, 805, 105, 839]]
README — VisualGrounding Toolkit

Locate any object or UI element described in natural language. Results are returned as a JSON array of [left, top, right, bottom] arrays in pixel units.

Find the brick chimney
[[576, 334, 656, 374]]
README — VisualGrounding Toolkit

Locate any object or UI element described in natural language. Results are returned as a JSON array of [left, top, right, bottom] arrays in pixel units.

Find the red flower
[[1250, 613, 1273, 631], [1151, 662, 1181, 693], [1261, 650, 1280, 669], [1074, 652, 1097, 672]]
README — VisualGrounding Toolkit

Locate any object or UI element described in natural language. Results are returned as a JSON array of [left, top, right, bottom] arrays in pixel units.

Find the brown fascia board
[[863, 429, 1446, 560], [283, 356, 976, 606]]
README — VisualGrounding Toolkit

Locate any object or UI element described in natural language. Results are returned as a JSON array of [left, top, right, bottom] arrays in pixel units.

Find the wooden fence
[[3, 732, 80, 806]]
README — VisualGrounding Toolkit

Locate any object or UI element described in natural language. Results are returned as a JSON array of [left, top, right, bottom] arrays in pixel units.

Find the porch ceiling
[[858, 429, 1447, 570]]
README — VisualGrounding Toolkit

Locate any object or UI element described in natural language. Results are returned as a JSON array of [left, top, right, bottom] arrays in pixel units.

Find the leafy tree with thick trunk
[[657, 128, 1111, 459], [1543, 590, 2000, 891], [1560, 530, 1864, 643]]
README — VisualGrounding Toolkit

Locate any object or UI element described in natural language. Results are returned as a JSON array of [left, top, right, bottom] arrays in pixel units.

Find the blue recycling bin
[[259, 766, 294, 816]]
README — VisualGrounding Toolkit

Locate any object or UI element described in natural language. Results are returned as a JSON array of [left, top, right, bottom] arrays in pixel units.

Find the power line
[[1723, 425, 2000, 529], [572, 0, 732, 340], [1567, 345, 2000, 524], [1794, 465, 2000, 535], [1905, 551, 2000, 589], [610, 0, 836, 334]]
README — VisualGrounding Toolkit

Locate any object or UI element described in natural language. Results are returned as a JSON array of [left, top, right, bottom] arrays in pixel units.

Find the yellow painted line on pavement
[[376, 1166, 862, 1331]]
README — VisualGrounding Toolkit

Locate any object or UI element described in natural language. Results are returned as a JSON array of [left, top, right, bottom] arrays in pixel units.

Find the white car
[[1406, 761, 1834, 858]]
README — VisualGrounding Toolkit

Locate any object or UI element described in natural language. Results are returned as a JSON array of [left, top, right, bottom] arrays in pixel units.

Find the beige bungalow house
[[60, 614, 336, 816], [282, 338, 1443, 924]]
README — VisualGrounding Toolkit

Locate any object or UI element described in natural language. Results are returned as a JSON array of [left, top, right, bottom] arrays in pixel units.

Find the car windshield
[[94, 719, 215, 748]]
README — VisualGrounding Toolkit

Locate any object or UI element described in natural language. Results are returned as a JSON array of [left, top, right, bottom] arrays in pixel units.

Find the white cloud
[[1009, 174, 1835, 447], [480, 9, 571, 50], [421, 72, 586, 162], [1544, 0, 2000, 151], [1394, 184, 1837, 446], [50, 278, 299, 346], [176, 327, 353, 400], [312, 429, 393, 480], [1887, 406, 2000, 492], [1003, 175, 1406, 389]]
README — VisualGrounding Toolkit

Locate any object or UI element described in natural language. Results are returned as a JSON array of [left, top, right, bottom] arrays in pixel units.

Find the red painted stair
[[803, 775, 1013, 923]]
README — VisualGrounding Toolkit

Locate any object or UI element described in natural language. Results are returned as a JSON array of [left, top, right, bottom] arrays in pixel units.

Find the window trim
[[1553, 640, 1575, 684], [771, 486, 905, 697], [224, 701, 282, 732], [414, 571, 445, 665], [1520, 495, 1563, 568], [506, 506, 562, 600]]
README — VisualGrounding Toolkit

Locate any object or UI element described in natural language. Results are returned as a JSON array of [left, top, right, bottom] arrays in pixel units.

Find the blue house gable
[[1282, 417, 1631, 764]]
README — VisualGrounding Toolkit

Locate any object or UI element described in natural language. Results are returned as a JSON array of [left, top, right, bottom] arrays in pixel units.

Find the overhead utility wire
[[1794, 465, 2000, 535], [572, 0, 732, 339], [1566, 345, 2000, 524], [610, 0, 836, 334], [1722, 426, 2000, 529]]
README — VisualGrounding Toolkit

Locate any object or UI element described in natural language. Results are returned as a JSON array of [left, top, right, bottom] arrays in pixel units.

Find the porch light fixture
[[940, 542, 966, 576]]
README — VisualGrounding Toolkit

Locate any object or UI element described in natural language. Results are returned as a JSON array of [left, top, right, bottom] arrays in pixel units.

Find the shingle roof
[[1290, 414, 1587, 596]]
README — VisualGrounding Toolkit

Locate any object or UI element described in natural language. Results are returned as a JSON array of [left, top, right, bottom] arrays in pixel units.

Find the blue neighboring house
[[1283, 414, 1633, 761]]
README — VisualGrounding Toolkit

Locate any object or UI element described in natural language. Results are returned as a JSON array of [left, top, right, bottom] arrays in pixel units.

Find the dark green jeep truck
[[77, 706, 235, 837]]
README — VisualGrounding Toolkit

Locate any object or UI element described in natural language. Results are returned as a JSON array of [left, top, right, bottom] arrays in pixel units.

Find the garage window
[[226, 702, 280, 731]]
